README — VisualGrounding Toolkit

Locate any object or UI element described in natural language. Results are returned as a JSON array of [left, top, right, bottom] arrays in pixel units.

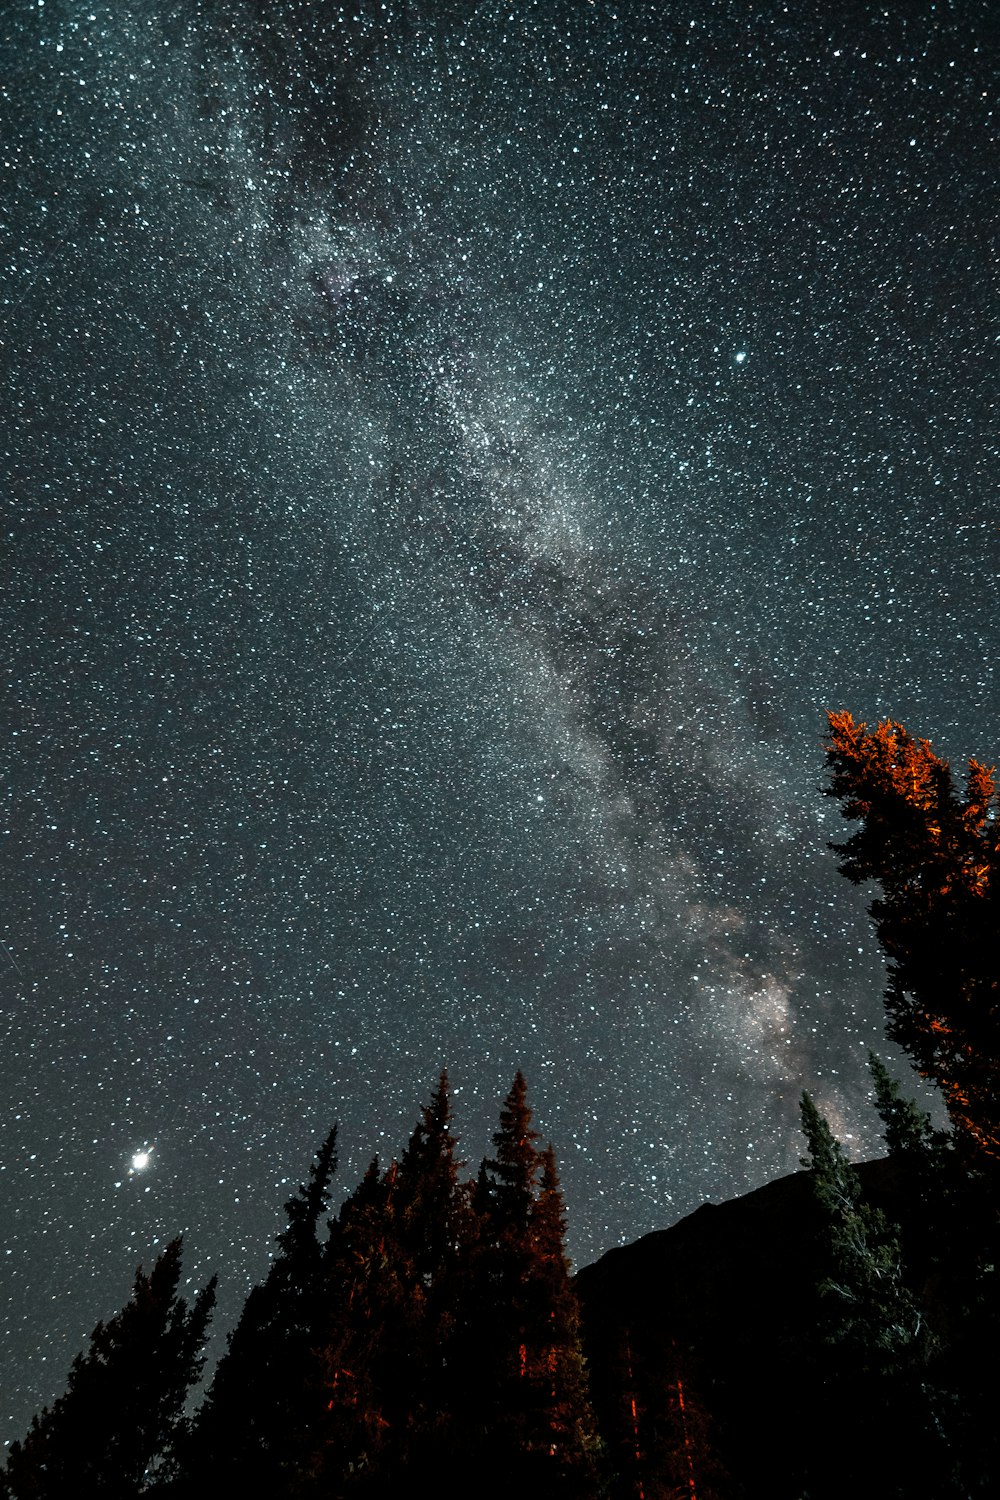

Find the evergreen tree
[[182, 1124, 338, 1497], [824, 711, 1000, 1160], [311, 1156, 405, 1492], [485, 1070, 542, 1231], [799, 1090, 921, 1366], [1, 1239, 215, 1499], [464, 1069, 543, 1444], [462, 1074, 600, 1499], [395, 1069, 466, 1290], [869, 1053, 940, 1164], [311, 1077, 474, 1493], [392, 1071, 472, 1475], [867, 1056, 950, 1293], [522, 1145, 601, 1490], [797, 1092, 958, 1498]]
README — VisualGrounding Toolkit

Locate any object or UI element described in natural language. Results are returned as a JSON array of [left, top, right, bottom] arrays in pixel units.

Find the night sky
[[3, 0, 997, 1445]]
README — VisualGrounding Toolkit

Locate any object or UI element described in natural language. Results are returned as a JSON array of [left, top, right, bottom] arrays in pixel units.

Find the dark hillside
[[577, 1158, 902, 1498]]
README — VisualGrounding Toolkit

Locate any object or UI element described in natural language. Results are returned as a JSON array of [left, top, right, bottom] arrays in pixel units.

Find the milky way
[[2, 0, 997, 1443]]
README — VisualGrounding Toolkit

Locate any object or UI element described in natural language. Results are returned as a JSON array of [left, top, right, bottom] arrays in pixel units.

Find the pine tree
[[797, 1092, 951, 1499], [485, 1069, 542, 1232], [824, 711, 1000, 1160], [395, 1069, 466, 1291], [867, 1055, 956, 1288], [311, 1156, 404, 1491], [869, 1053, 939, 1163], [392, 1071, 472, 1474], [0, 1239, 215, 1499], [646, 1342, 728, 1500], [311, 1078, 474, 1492], [182, 1124, 338, 1497], [466, 1070, 543, 1436], [462, 1075, 600, 1499], [800, 1090, 921, 1366], [522, 1145, 601, 1490]]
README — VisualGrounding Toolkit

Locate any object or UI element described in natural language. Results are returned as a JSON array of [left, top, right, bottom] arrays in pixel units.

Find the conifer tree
[[798, 1092, 950, 1498], [182, 1124, 338, 1497], [823, 719, 1000, 1489], [463, 1074, 600, 1499], [0, 1239, 215, 1500], [311, 1077, 474, 1491], [395, 1069, 466, 1290], [311, 1155, 404, 1491], [867, 1055, 956, 1288], [465, 1070, 542, 1431], [646, 1342, 728, 1500], [486, 1070, 542, 1231], [392, 1071, 472, 1473], [869, 1054, 940, 1163], [522, 1145, 601, 1490], [800, 1091, 921, 1366], [824, 711, 1000, 1160]]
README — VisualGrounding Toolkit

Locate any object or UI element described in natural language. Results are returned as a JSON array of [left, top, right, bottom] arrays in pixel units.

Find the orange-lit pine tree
[[461, 1073, 600, 1499], [824, 711, 1000, 1160], [310, 1074, 475, 1490]]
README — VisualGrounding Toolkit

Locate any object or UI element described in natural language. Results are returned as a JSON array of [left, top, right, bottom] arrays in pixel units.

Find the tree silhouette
[[0, 1238, 215, 1499], [312, 1155, 404, 1490], [182, 1124, 338, 1496], [9, 1080, 611, 1496], [800, 1091, 922, 1367], [824, 711, 1000, 1160], [392, 1071, 472, 1474], [465, 1074, 600, 1499], [395, 1069, 467, 1291], [522, 1145, 601, 1491], [484, 1070, 542, 1231], [797, 1091, 962, 1499], [309, 1076, 475, 1491]]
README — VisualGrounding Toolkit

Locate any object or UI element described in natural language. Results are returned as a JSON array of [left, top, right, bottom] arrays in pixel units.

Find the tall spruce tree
[[0, 1239, 215, 1500], [465, 1074, 600, 1499], [824, 711, 1000, 1160], [395, 1069, 466, 1290], [867, 1054, 954, 1291], [800, 1090, 921, 1366], [467, 1069, 543, 1434], [647, 1342, 728, 1500], [392, 1071, 471, 1474], [312, 1156, 407, 1491], [182, 1124, 338, 1497], [798, 1092, 951, 1499], [310, 1077, 474, 1492], [485, 1071, 541, 1231], [869, 1054, 940, 1164], [523, 1145, 601, 1491]]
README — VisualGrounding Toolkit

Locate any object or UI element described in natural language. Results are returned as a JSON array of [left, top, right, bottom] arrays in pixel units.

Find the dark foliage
[[179, 1124, 338, 1496], [0, 1239, 215, 1500], [457, 1079, 601, 1499], [162, 1072, 599, 1498]]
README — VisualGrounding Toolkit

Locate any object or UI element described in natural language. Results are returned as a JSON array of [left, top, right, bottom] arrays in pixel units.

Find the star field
[[2, 0, 998, 1446]]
